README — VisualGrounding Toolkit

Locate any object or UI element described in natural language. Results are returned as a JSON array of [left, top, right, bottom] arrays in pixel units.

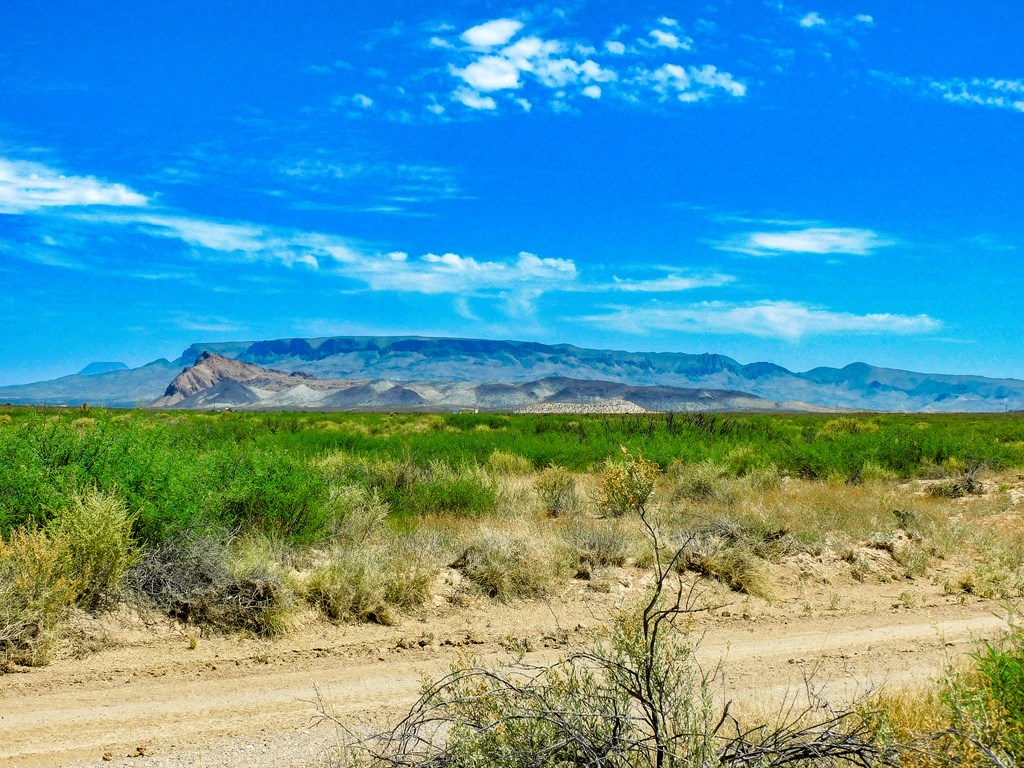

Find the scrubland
[[2, 406, 1024, 766]]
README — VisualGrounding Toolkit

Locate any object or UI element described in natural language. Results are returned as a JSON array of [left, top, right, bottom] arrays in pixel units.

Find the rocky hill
[[4, 334, 1024, 411]]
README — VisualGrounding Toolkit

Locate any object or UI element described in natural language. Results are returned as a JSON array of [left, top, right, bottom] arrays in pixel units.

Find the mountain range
[[1, 335, 1022, 412]]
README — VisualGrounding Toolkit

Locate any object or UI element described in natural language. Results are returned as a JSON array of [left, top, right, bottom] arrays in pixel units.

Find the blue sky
[[1, 1, 1022, 385]]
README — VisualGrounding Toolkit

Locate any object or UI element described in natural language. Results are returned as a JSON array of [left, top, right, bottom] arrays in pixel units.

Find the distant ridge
[[77, 361, 128, 376], [3, 334, 1024, 411]]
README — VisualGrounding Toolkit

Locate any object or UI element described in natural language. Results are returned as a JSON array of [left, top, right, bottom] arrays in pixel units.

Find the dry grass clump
[[664, 460, 730, 503], [302, 537, 440, 625], [0, 527, 79, 666], [662, 519, 774, 599], [127, 532, 293, 637], [0, 414, 13, 426], [304, 548, 396, 625], [326, 485, 389, 544], [455, 524, 571, 600], [535, 465, 581, 516], [564, 519, 635, 579]]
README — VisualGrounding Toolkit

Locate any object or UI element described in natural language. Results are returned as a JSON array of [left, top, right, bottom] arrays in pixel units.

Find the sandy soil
[[0, 559, 1013, 768]]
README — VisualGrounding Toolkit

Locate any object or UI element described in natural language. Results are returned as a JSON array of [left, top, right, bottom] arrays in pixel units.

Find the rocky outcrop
[[146, 357, 817, 413]]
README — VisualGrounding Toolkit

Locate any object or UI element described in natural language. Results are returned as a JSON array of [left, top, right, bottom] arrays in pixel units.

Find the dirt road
[[0, 579, 1010, 768]]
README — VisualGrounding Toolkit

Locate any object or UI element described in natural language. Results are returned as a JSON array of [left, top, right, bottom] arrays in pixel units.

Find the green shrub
[[487, 450, 533, 476], [47, 487, 139, 609]]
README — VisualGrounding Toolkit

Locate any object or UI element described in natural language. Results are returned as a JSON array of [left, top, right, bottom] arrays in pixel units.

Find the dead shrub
[[127, 532, 292, 637]]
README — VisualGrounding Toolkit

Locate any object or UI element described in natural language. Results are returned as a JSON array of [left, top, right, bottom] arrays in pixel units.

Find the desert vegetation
[[2, 405, 1024, 764]]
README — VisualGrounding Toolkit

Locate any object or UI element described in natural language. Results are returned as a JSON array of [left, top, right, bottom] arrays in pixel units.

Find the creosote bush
[[597, 446, 660, 517]]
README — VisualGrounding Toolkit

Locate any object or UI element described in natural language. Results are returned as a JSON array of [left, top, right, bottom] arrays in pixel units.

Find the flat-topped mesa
[[153, 352, 298, 407]]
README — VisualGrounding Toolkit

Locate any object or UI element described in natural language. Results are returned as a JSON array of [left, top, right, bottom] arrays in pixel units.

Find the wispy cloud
[[0, 157, 148, 214], [581, 300, 941, 340], [593, 271, 735, 293], [874, 71, 1024, 113], [169, 312, 249, 334], [71, 209, 580, 306], [716, 226, 895, 256]]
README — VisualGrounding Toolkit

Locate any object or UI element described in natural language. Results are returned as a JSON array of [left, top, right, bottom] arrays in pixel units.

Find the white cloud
[[170, 313, 248, 333], [718, 227, 894, 256], [688, 65, 747, 97], [353, 93, 374, 108], [582, 300, 941, 340], [452, 55, 522, 91], [0, 158, 148, 214], [346, 250, 576, 297], [799, 12, 826, 28], [460, 18, 523, 48], [854, 14, 874, 24], [649, 29, 692, 50], [635, 63, 746, 102], [431, 18, 744, 115], [453, 87, 497, 110]]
